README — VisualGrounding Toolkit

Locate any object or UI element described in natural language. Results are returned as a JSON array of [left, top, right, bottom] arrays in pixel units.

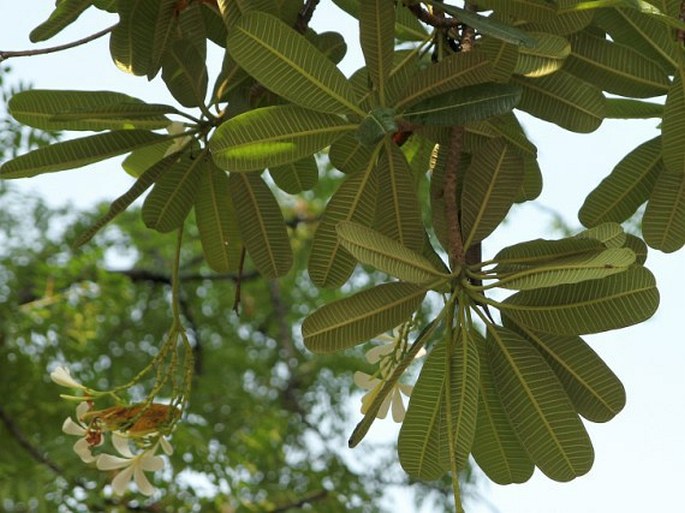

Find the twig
[[295, 0, 321, 34], [0, 25, 116, 63], [407, 3, 462, 28]]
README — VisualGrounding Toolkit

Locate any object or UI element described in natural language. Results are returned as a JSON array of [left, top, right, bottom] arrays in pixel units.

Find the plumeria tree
[[2, 1, 685, 512]]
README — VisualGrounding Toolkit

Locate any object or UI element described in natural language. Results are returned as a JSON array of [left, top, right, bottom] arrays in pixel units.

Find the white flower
[[353, 371, 413, 422], [62, 402, 100, 463], [96, 433, 170, 496], [50, 366, 87, 390], [364, 329, 427, 378], [164, 122, 191, 157]]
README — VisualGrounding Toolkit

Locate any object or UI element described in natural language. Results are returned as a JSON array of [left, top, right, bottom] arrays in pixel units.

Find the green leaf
[[356, 108, 398, 146], [604, 98, 663, 119], [499, 266, 660, 335], [514, 71, 606, 133], [396, 52, 495, 111], [514, 32, 571, 78], [374, 141, 424, 251], [403, 83, 522, 126], [479, 36, 519, 83], [496, 248, 636, 290], [122, 140, 176, 178], [398, 338, 451, 480], [110, 0, 163, 76], [486, 325, 594, 481], [329, 134, 380, 174], [505, 323, 626, 422], [575, 222, 626, 248], [335, 221, 450, 286], [624, 233, 648, 265], [29, 0, 92, 42], [9, 90, 173, 131], [515, 156, 543, 202], [0, 130, 166, 179], [579, 136, 663, 226], [195, 164, 242, 273], [308, 31, 348, 65], [269, 156, 319, 194], [359, 0, 395, 105], [461, 138, 525, 248], [471, 329, 535, 485], [162, 40, 209, 108], [74, 153, 181, 247], [142, 153, 206, 232], [210, 105, 355, 172], [227, 11, 362, 115], [495, 237, 606, 270], [229, 172, 293, 278], [478, 113, 538, 157], [662, 71, 685, 175], [146, 0, 177, 79], [565, 31, 671, 98], [309, 159, 379, 287], [302, 282, 426, 353], [643, 168, 685, 252]]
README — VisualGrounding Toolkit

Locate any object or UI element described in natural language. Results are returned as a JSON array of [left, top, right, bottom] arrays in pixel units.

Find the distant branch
[[0, 25, 116, 63], [269, 490, 328, 513]]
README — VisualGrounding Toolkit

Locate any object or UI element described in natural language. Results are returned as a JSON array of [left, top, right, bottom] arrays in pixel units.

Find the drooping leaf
[[403, 83, 522, 127], [643, 168, 685, 252], [486, 325, 594, 481], [309, 158, 379, 287], [396, 52, 495, 111], [359, 0, 395, 105], [496, 248, 636, 290], [162, 40, 209, 108], [74, 153, 182, 247], [662, 71, 685, 175], [0, 130, 166, 178], [176, 1, 207, 61], [29, 0, 92, 42], [229, 172, 293, 278], [227, 11, 362, 115], [302, 282, 426, 353], [335, 221, 450, 286], [146, 0, 177, 79], [195, 164, 242, 273], [499, 266, 659, 335], [110, 0, 162, 76], [308, 31, 348, 65], [210, 105, 355, 172], [515, 156, 543, 202], [471, 329, 534, 485], [269, 156, 319, 194], [461, 138, 525, 249], [504, 322, 626, 422], [514, 71, 606, 133], [142, 152, 206, 232], [8, 90, 174, 131], [579, 136, 663, 226], [565, 30, 671, 98], [374, 141, 424, 251]]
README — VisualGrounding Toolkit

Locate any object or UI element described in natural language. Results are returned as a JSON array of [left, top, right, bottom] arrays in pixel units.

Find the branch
[[0, 404, 66, 476], [443, 126, 466, 267], [295, 0, 321, 34], [0, 25, 116, 63], [407, 3, 462, 28]]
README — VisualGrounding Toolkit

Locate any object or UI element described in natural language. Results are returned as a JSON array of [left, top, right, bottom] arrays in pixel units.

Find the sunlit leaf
[[514, 32, 571, 78], [210, 105, 355, 172], [29, 0, 92, 42], [643, 168, 685, 252]]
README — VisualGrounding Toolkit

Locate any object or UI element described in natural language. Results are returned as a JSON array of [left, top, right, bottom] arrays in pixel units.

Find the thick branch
[[0, 25, 116, 63], [443, 126, 466, 267]]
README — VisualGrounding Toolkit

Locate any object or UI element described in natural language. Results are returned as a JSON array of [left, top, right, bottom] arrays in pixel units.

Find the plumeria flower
[[353, 371, 414, 423], [62, 402, 101, 463], [50, 366, 87, 390], [364, 327, 427, 378], [97, 433, 172, 496]]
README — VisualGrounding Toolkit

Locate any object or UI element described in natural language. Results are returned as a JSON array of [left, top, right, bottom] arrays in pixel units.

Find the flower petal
[[140, 453, 165, 472], [112, 432, 134, 458], [365, 343, 393, 364], [50, 366, 86, 389], [97, 453, 133, 471], [159, 436, 174, 456], [391, 389, 406, 422], [133, 465, 156, 496], [62, 417, 86, 436], [75, 402, 91, 421], [73, 438, 96, 463], [110, 465, 135, 496], [376, 394, 391, 419], [353, 371, 378, 390], [397, 383, 414, 397]]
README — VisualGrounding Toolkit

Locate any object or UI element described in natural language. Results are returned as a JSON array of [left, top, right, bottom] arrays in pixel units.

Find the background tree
[[1, 1, 684, 512]]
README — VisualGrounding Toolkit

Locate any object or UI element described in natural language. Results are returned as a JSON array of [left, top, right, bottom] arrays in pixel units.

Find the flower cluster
[[353, 327, 425, 422], [51, 366, 175, 496]]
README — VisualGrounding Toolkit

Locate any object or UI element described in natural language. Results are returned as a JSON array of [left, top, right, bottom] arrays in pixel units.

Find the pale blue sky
[[2, 3, 683, 513]]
